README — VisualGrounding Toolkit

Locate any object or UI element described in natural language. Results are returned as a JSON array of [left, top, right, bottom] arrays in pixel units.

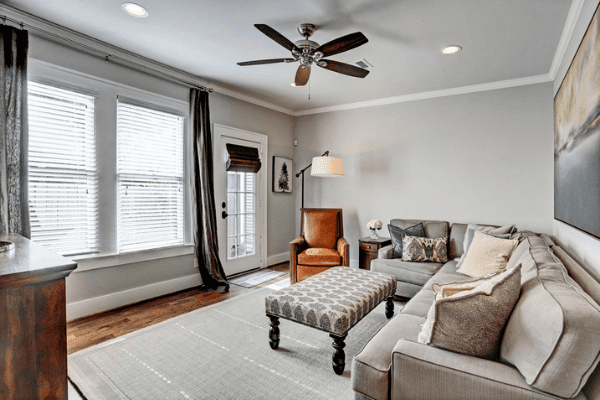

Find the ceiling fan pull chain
[[308, 79, 311, 101]]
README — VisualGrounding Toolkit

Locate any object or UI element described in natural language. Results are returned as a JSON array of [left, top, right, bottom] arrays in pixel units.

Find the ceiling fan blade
[[238, 58, 296, 66], [254, 24, 300, 52], [314, 32, 368, 57], [317, 60, 370, 78], [295, 66, 311, 86]]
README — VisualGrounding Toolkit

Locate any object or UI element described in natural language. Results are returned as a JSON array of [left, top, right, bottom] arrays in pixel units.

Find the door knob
[[222, 211, 228, 219]]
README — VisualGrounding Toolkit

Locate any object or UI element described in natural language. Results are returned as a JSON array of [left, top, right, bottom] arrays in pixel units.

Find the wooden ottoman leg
[[268, 315, 280, 350], [386, 294, 395, 319], [330, 333, 347, 375]]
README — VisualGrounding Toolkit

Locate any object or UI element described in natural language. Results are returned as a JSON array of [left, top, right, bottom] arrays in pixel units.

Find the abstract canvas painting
[[273, 156, 293, 193], [554, 3, 600, 238]]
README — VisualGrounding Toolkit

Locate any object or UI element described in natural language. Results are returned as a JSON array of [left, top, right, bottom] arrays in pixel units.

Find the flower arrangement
[[367, 219, 383, 239]]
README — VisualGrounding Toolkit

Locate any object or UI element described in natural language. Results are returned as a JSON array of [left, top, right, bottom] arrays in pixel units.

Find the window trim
[[28, 58, 193, 266]]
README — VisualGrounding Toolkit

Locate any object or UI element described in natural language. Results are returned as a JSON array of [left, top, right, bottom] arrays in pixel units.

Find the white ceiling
[[3, 0, 573, 112]]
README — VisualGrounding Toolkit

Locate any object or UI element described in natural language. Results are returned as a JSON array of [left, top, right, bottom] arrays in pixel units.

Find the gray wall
[[294, 83, 554, 265], [28, 35, 295, 319], [553, 0, 600, 276]]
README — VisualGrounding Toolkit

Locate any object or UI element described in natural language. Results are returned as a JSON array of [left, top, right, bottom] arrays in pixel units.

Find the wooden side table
[[358, 236, 392, 270]]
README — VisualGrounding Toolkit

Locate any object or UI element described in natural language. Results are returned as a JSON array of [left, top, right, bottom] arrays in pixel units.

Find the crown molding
[[292, 74, 553, 116], [0, 4, 294, 116], [549, 0, 586, 80], [1, 1, 585, 118]]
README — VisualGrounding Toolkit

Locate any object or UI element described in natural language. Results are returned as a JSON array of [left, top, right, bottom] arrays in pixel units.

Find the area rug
[[229, 269, 287, 288], [69, 288, 395, 400]]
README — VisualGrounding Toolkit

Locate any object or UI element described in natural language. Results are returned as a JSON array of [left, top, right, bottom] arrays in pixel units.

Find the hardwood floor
[[67, 263, 289, 355]]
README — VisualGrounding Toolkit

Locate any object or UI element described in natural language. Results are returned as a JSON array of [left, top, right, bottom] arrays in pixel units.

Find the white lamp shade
[[310, 156, 344, 177]]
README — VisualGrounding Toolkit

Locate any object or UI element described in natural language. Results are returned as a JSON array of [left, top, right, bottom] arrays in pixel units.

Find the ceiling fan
[[237, 23, 370, 86]]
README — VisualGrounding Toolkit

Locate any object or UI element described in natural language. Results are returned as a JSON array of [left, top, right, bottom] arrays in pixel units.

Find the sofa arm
[[337, 237, 350, 266], [391, 339, 575, 400], [378, 244, 393, 259], [290, 236, 306, 284]]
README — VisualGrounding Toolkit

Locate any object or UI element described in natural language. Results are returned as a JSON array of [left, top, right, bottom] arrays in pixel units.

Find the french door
[[213, 124, 267, 276]]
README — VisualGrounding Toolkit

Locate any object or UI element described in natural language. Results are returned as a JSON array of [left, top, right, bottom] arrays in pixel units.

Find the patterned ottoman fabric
[[265, 267, 397, 336]]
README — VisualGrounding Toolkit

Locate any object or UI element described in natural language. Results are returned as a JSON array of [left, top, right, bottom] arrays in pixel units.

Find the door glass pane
[[226, 169, 256, 260]]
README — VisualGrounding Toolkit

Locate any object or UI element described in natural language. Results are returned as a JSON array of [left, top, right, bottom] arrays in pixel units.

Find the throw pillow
[[401, 236, 448, 263], [456, 229, 511, 269], [457, 231, 518, 277], [388, 223, 425, 259], [418, 264, 522, 359]]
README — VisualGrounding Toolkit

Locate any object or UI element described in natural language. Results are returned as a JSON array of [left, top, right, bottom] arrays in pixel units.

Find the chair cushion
[[500, 236, 600, 398], [297, 247, 341, 266], [302, 210, 339, 248]]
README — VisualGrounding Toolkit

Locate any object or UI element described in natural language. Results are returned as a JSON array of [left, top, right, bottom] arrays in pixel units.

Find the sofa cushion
[[402, 236, 448, 263], [388, 222, 424, 259], [461, 224, 517, 254], [400, 289, 435, 318], [352, 313, 425, 400], [370, 258, 444, 287], [390, 219, 449, 239], [500, 236, 600, 398], [297, 247, 341, 266], [418, 265, 521, 359], [448, 223, 468, 260], [457, 231, 518, 277], [455, 230, 511, 269]]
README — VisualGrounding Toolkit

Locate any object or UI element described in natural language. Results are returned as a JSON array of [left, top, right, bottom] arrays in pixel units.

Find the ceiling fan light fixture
[[121, 2, 149, 18], [442, 45, 462, 55]]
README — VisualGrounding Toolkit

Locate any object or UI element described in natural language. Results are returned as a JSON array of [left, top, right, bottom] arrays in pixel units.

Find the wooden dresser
[[0, 234, 77, 400], [358, 236, 392, 270]]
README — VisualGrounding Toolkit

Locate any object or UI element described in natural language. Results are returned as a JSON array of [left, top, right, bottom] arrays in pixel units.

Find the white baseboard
[[67, 274, 202, 321], [267, 252, 289, 266]]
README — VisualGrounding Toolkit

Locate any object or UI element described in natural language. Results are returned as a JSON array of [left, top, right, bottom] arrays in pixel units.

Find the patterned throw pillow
[[418, 264, 522, 359], [457, 231, 518, 277], [401, 236, 448, 263], [388, 223, 425, 259]]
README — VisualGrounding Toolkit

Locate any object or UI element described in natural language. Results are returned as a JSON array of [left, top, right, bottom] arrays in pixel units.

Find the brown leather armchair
[[290, 208, 350, 284]]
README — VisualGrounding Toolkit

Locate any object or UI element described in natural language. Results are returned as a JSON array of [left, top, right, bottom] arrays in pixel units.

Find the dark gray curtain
[[190, 88, 229, 293], [0, 25, 29, 238]]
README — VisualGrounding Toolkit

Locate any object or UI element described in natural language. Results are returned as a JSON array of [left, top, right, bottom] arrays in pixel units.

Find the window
[[117, 101, 184, 252], [226, 171, 255, 259], [28, 82, 98, 256]]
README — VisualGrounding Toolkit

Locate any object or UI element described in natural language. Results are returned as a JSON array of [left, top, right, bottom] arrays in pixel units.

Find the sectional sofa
[[352, 219, 600, 400]]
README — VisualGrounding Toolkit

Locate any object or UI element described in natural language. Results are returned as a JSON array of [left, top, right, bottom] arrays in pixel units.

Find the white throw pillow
[[457, 231, 518, 277]]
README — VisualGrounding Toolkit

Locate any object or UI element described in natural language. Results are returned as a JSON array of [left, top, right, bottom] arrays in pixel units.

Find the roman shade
[[226, 143, 261, 173]]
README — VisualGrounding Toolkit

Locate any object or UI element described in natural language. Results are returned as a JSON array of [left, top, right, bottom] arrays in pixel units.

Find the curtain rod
[[0, 14, 213, 93]]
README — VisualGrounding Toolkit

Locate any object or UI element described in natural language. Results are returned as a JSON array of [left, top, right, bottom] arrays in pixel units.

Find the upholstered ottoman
[[265, 267, 397, 374]]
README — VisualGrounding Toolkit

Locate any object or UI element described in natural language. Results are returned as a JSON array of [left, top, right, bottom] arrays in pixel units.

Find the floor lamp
[[295, 151, 345, 209]]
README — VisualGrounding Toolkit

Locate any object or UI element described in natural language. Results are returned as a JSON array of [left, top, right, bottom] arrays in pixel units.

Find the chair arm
[[378, 244, 393, 259], [289, 236, 306, 284], [337, 237, 350, 266], [391, 339, 569, 400]]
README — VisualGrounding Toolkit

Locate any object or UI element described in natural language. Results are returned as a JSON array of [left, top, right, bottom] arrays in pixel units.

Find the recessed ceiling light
[[442, 45, 462, 55], [122, 2, 149, 18]]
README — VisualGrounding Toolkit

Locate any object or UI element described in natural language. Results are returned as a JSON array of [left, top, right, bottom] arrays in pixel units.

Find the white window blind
[[28, 81, 98, 256], [117, 101, 184, 252]]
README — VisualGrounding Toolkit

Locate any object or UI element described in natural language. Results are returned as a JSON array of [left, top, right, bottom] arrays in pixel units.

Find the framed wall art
[[273, 156, 293, 193], [554, 3, 600, 238]]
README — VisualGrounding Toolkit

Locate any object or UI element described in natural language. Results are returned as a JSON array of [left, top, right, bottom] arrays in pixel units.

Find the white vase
[[370, 229, 378, 240]]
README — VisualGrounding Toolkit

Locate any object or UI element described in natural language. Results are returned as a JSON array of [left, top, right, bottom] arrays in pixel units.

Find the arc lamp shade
[[311, 156, 344, 177]]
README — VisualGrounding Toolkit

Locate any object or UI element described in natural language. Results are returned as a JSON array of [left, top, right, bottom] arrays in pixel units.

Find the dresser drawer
[[360, 242, 378, 252]]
